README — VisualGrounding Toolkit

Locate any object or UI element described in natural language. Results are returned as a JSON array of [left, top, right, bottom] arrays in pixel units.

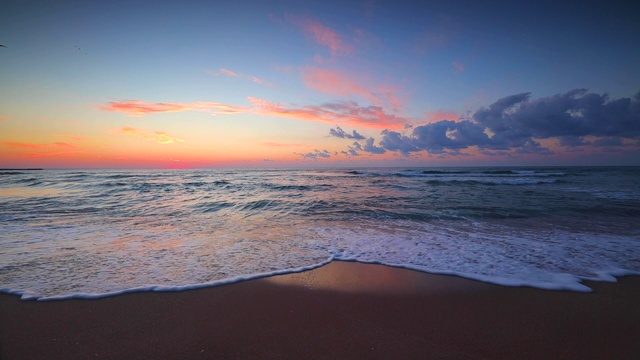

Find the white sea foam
[[310, 219, 640, 293], [1, 167, 639, 300]]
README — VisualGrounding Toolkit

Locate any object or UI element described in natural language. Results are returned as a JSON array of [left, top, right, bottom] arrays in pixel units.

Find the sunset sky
[[1, 0, 639, 168]]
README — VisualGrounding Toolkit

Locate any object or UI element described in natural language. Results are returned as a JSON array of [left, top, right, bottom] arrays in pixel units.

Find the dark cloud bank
[[336, 89, 640, 157]]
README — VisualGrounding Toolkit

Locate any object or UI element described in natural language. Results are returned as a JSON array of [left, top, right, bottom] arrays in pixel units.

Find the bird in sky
[[0, 45, 7, 48]]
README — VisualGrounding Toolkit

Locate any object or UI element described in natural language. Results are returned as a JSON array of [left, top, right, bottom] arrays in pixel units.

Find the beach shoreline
[[1, 261, 639, 359]]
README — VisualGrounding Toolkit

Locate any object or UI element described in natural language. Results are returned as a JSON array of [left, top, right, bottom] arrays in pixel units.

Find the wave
[[183, 181, 208, 187], [103, 174, 138, 179], [425, 178, 558, 185], [348, 168, 565, 179], [237, 199, 286, 212], [193, 201, 236, 213], [422, 170, 470, 175], [1, 167, 638, 300], [262, 184, 314, 191]]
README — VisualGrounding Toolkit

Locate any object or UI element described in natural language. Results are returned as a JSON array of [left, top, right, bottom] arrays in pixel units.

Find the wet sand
[[1, 261, 639, 359]]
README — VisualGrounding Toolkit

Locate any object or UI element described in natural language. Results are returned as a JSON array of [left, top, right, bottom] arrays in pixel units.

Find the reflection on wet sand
[[266, 260, 490, 294]]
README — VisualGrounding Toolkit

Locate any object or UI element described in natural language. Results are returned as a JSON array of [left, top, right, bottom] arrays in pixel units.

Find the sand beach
[[1, 261, 639, 359]]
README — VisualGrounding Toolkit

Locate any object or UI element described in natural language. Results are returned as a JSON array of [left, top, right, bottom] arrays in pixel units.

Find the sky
[[1, 0, 639, 168]]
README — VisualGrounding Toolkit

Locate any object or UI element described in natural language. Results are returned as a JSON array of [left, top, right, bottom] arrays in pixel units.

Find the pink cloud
[[302, 67, 405, 109], [219, 68, 239, 77], [3, 141, 76, 149], [117, 126, 185, 144], [99, 100, 250, 116], [25, 150, 79, 158], [3, 142, 45, 149], [303, 67, 368, 98], [295, 17, 352, 55], [191, 102, 250, 115], [0, 116, 6, 121], [208, 68, 273, 87], [249, 97, 407, 129], [425, 110, 461, 123], [100, 96, 407, 129], [376, 84, 405, 110], [99, 100, 193, 116]]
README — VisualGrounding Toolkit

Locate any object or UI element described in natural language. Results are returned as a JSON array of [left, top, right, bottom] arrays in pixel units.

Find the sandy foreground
[[1, 261, 639, 359]]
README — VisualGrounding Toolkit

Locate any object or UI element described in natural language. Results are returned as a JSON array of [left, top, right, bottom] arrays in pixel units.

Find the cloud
[[591, 137, 625, 147], [364, 119, 493, 156], [295, 149, 332, 160], [207, 68, 273, 87], [219, 68, 238, 77], [472, 89, 640, 144], [361, 137, 386, 154], [355, 89, 640, 156], [376, 85, 405, 110], [558, 136, 590, 147], [425, 110, 461, 123], [378, 130, 419, 154], [249, 96, 407, 129], [117, 127, 185, 144], [342, 141, 363, 157], [303, 67, 369, 99], [24, 150, 79, 158], [295, 17, 352, 55], [100, 101, 192, 116], [0, 116, 5, 121], [302, 67, 404, 109], [99, 97, 406, 129], [513, 139, 555, 155], [3, 141, 77, 149], [329, 126, 366, 140], [3, 142, 45, 149], [99, 100, 250, 116], [412, 120, 494, 152], [52, 142, 76, 149]]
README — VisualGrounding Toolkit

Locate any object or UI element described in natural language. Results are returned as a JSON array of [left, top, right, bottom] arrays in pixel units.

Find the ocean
[[1, 167, 639, 300]]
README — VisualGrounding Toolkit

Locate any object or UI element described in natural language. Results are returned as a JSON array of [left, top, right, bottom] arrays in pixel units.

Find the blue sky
[[1, 0, 639, 168]]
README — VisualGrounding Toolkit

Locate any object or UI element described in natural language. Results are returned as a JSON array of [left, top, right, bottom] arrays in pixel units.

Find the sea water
[[1, 167, 639, 300]]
